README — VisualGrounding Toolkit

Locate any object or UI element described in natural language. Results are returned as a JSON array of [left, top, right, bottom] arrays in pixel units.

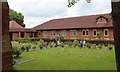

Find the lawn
[[14, 47, 117, 70]]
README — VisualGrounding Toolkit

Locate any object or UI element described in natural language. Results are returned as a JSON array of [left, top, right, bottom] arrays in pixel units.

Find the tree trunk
[[112, 2, 120, 72]]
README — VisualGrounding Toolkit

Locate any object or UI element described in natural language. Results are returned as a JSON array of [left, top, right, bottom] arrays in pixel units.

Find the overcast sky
[[8, 0, 112, 28]]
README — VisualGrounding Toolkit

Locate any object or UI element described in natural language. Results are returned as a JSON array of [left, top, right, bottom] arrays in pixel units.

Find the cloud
[[8, 0, 111, 28]]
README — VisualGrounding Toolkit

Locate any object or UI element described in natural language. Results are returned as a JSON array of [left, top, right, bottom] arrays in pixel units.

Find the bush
[[73, 40, 79, 47], [21, 44, 26, 52], [78, 44, 81, 48], [68, 40, 72, 47], [108, 46, 113, 50], [49, 44, 53, 48], [60, 39, 114, 45], [25, 43, 31, 52], [87, 43, 91, 49], [12, 46, 22, 58], [16, 38, 32, 43], [37, 39, 44, 49], [98, 44, 102, 49], [31, 44, 36, 50], [38, 44, 44, 49]]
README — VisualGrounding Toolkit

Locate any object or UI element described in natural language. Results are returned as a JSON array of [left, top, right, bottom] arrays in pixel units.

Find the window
[[53, 32, 55, 35], [71, 30, 76, 36], [34, 33, 37, 37], [64, 31, 66, 36], [30, 33, 33, 37], [93, 30, 97, 36], [82, 30, 89, 36], [39, 32, 40, 36], [104, 29, 108, 36], [71, 31, 73, 36], [51, 31, 55, 36], [43, 31, 47, 36], [61, 32, 63, 35], [86, 31, 89, 36], [61, 30, 66, 36], [83, 31, 85, 36]]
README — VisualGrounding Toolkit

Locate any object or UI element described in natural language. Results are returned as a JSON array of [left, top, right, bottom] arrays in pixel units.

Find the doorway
[[21, 32, 24, 38]]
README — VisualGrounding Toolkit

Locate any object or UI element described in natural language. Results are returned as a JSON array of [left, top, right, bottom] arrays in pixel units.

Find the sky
[[7, 0, 112, 28]]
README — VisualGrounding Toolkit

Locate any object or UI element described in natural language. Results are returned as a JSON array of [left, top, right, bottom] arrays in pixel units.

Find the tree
[[9, 9, 25, 27], [97, 32, 103, 39], [68, 0, 120, 72]]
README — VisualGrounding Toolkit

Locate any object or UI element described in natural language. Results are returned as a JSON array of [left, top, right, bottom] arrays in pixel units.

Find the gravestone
[[0, 0, 13, 71]]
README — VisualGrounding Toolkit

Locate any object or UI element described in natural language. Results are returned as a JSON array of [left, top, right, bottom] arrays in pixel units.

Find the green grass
[[14, 47, 117, 70]]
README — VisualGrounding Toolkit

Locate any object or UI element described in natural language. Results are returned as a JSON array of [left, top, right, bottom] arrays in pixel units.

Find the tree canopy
[[68, 0, 91, 7], [9, 9, 25, 27]]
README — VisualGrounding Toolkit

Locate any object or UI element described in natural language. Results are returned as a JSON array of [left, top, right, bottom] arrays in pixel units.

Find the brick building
[[9, 13, 114, 41], [9, 21, 37, 41], [33, 13, 114, 40]]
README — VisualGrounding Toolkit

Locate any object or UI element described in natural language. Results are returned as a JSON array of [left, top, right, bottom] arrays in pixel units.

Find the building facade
[[9, 21, 37, 41], [9, 13, 114, 41]]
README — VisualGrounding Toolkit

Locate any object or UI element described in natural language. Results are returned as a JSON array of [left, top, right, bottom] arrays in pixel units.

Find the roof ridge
[[52, 13, 110, 20]]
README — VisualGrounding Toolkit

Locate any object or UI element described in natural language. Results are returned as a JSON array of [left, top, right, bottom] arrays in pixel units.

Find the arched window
[[104, 29, 109, 36]]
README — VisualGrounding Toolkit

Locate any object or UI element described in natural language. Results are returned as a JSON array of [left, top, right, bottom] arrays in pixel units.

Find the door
[[21, 32, 24, 38], [9, 32, 13, 41]]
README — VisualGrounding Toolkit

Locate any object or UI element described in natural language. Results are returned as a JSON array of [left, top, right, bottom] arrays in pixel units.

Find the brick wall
[[38, 28, 114, 40], [12, 33, 19, 40], [1, 2, 13, 71]]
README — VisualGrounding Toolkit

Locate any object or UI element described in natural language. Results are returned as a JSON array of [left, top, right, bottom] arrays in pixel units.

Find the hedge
[[61, 39, 114, 45], [16, 38, 114, 44], [16, 38, 32, 43]]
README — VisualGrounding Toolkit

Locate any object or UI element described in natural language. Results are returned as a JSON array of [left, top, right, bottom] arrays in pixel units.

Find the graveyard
[[13, 41, 117, 70]]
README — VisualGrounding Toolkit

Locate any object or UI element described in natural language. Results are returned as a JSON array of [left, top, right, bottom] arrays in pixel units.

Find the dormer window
[[96, 16, 108, 24]]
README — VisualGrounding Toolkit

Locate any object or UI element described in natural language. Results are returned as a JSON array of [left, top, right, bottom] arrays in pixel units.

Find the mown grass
[[14, 47, 117, 70]]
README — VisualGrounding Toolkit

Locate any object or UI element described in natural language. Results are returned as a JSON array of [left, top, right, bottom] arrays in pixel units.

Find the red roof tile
[[9, 21, 24, 29], [33, 13, 113, 30], [9, 21, 35, 32]]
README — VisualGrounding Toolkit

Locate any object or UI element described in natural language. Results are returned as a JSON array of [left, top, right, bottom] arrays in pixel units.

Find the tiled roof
[[9, 21, 35, 32], [33, 13, 113, 30], [9, 21, 24, 29]]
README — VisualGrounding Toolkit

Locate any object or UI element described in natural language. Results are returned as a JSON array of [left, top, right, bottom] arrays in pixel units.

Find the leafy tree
[[97, 32, 103, 39], [9, 9, 25, 27]]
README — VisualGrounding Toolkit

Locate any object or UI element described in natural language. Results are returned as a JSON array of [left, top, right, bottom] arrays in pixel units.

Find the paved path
[[15, 58, 36, 64]]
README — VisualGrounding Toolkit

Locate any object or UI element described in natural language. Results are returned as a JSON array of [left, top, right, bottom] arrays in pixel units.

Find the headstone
[[79, 55, 82, 57], [68, 54, 70, 56], [97, 57, 100, 59]]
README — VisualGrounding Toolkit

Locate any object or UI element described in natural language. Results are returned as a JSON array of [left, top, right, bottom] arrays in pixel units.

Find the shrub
[[78, 44, 81, 48], [31, 44, 36, 50], [37, 39, 44, 49], [87, 43, 91, 49], [73, 40, 79, 47], [16, 38, 32, 43], [25, 43, 31, 52], [68, 40, 72, 47], [108, 46, 113, 50], [12, 46, 22, 58], [97, 32, 103, 39], [98, 44, 102, 49], [49, 44, 53, 48], [60, 39, 114, 45], [38, 39, 44, 44], [21, 44, 26, 52]]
